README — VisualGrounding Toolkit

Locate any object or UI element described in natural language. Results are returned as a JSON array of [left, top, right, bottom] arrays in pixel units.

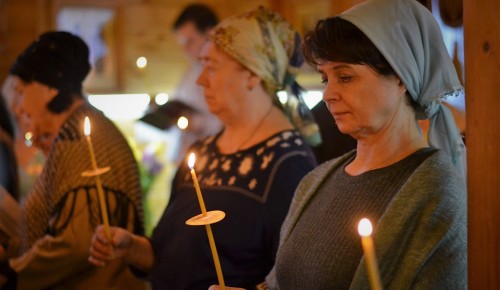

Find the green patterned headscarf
[[340, 0, 466, 180], [210, 6, 302, 95]]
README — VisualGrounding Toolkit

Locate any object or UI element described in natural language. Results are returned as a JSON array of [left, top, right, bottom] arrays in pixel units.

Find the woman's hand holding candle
[[84, 117, 112, 241]]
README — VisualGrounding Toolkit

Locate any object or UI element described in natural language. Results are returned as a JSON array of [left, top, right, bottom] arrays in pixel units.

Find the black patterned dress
[[149, 130, 316, 290]]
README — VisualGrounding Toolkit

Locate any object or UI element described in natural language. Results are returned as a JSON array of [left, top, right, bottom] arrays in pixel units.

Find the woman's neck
[[346, 120, 428, 176], [218, 105, 292, 154]]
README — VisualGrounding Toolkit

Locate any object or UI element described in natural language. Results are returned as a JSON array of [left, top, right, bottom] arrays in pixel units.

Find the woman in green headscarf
[[212, 0, 466, 289]]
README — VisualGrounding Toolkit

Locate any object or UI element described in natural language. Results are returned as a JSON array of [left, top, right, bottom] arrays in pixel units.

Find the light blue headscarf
[[340, 0, 466, 180]]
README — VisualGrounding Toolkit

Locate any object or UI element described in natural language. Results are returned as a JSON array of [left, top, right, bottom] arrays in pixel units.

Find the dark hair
[[14, 71, 81, 114], [303, 17, 396, 77], [10, 31, 89, 113], [173, 3, 218, 32]]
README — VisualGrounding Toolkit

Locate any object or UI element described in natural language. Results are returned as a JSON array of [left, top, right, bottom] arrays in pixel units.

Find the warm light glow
[[277, 91, 288, 104], [136, 56, 147, 68], [155, 93, 169, 105], [84, 116, 91, 136], [88, 94, 150, 120], [24, 131, 33, 147], [177, 116, 189, 130], [304, 91, 323, 109], [276, 90, 323, 109], [358, 218, 373, 237], [188, 153, 195, 169]]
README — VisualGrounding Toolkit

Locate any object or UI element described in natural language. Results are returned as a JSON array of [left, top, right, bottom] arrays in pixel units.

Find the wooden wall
[[465, 0, 500, 288], [0, 0, 46, 84], [1, 0, 338, 95]]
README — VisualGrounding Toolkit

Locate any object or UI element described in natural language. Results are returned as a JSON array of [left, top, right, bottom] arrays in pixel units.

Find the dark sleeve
[[0, 143, 9, 187], [262, 153, 316, 262], [129, 237, 155, 279], [129, 167, 184, 280], [0, 99, 19, 199], [0, 141, 18, 200]]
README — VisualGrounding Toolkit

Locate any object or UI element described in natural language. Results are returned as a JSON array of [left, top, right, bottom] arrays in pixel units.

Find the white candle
[[358, 218, 383, 290], [187, 152, 225, 289], [84, 116, 112, 241], [188, 153, 208, 215]]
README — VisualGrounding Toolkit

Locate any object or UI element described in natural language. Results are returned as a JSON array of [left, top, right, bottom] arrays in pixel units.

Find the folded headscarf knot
[[416, 101, 440, 120]]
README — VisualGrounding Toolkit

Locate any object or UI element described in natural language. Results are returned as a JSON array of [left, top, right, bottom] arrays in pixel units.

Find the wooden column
[[465, 0, 500, 288], [0, 0, 40, 83], [329, 0, 353, 15], [267, 0, 293, 22]]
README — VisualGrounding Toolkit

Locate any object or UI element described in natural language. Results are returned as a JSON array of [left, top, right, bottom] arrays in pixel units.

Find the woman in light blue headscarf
[[211, 0, 467, 289], [270, 0, 466, 289]]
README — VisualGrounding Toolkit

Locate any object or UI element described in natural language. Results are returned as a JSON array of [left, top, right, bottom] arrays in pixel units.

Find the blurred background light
[[88, 94, 151, 120]]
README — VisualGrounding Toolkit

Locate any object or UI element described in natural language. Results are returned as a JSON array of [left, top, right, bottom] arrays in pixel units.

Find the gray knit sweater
[[266, 149, 467, 290]]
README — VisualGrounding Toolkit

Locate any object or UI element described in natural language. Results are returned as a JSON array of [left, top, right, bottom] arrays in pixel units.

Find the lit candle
[[188, 153, 207, 215], [358, 218, 383, 290], [84, 116, 112, 241], [187, 152, 225, 289]]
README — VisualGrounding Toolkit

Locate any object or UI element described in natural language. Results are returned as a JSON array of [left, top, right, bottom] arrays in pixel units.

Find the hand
[[208, 286, 245, 290], [88, 225, 133, 267]]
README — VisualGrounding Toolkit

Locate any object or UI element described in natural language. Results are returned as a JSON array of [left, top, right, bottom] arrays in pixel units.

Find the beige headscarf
[[340, 0, 466, 180], [210, 6, 302, 95], [210, 6, 322, 146]]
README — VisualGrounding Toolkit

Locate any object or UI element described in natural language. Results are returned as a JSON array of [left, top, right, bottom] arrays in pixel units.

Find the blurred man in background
[[169, 3, 222, 164]]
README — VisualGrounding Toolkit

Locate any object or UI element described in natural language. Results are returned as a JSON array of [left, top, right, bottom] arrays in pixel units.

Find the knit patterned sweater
[[10, 104, 147, 290], [266, 149, 467, 290]]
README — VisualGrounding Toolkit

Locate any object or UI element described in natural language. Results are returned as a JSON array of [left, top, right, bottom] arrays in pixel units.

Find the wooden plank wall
[[465, 0, 500, 288], [0, 0, 339, 94], [0, 0, 44, 83], [0, 0, 268, 94]]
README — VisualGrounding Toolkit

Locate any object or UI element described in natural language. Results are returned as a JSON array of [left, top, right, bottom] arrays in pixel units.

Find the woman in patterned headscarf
[[212, 0, 467, 289], [89, 6, 317, 290]]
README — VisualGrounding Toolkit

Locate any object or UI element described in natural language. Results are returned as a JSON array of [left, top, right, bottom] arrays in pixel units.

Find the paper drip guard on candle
[[186, 210, 225, 226], [186, 152, 226, 289], [185, 153, 226, 226], [82, 116, 114, 259], [82, 166, 111, 177]]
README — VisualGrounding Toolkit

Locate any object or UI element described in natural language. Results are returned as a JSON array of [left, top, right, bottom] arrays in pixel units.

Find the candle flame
[[84, 116, 91, 136], [188, 153, 195, 169], [358, 218, 373, 237]]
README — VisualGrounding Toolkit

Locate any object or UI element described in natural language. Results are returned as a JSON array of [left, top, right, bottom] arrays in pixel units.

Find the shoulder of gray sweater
[[410, 149, 466, 200]]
